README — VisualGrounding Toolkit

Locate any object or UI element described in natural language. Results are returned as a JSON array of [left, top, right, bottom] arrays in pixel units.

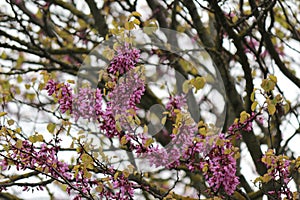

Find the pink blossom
[[108, 44, 140, 75], [99, 106, 118, 138], [7, 140, 73, 182], [58, 83, 73, 113], [166, 93, 187, 115], [106, 69, 145, 132], [228, 112, 259, 136], [261, 150, 293, 198], [201, 134, 240, 195], [72, 88, 103, 122], [0, 159, 8, 171], [44, 79, 58, 96]]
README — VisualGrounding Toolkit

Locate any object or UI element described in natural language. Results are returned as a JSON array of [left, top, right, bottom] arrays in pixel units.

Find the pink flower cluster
[[45, 79, 57, 96], [129, 94, 240, 196], [45, 80, 73, 114], [13, 141, 72, 180], [228, 112, 261, 136], [166, 93, 187, 115], [107, 70, 145, 131], [45, 44, 143, 139], [108, 44, 140, 75], [261, 150, 293, 199], [72, 87, 103, 122], [67, 170, 98, 199], [42, 44, 242, 198], [201, 134, 239, 195], [45, 81, 103, 122], [98, 70, 145, 137], [111, 174, 134, 199], [139, 94, 197, 168], [99, 106, 119, 138], [0, 135, 136, 199], [0, 139, 72, 193]]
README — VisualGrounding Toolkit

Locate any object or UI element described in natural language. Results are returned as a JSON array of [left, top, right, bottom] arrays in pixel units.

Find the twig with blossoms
[[0, 138, 93, 199], [42, 43, 243, 198], [255, 149, 295, 199], [228, 111, 264, 138]]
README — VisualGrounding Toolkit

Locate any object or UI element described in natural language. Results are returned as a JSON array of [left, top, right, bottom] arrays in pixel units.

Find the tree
[[0, 0, 300, 199]]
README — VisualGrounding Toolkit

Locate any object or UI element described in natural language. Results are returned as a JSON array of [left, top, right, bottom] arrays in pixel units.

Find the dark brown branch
[[248, 0, 300, 89], [85, 0, 108, 37]]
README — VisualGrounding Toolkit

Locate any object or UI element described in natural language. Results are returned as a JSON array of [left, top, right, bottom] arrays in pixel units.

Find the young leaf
[[283, 100, 290, 114], [131, 11, 142, 17], [47, 123, 56, 133], [145, 138, 154, 148], [191, 77, 206, 91], [251, 101, 258, 111], [120, 136, 128, 145], [182, 80, 190, 94], [240, 111, 250, 123], [15, 139, 23, 149], [269, 74, 277, 83], [7, 119, 14, 126], [0, 112, 7, 117], [267, 103, 276, 115]]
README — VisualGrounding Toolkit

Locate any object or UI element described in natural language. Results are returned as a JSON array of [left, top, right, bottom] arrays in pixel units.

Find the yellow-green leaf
[[25, 84, 31, 89], [47, 123, 56, 133], [232, 15, 238, 23], [240, 111, 250, 123], [250, 89, 256, 102], [274, 94, 282, 103], [261, 79, 275, 92], [224, 148, 231, 154], [269, 74, 277, 83], [145, 138, 154, 148], [131, 11, 142, 17], [15, 139, 23, 149], [254, 177, 262, 184], [173, 127, 179, 135], [124, 21, 134, 30], [17, 75, 23, 83], [115, 121, 122, 132], [81, 153, 92, 164], [103, 47, 115, 60], [283, 100, 290, 114], [123, 169, 130, 178], [1, 51, 7, 59], [134, 116, 141, 125], [114, 171, 119, 180], [120, 135, 128, 145], [261, 174, 272, 183], [202, 163, 208, 173], [143, 125, 148, 133], [67, 80, 75, 84], [191, 77, 206, 90], [268, 103, 276, 115], [38, 83, 45, 91], [199, 127, 206, 136], [29, 135, 36, 143], [7, 119, 14, 126], [194, 77, 206, 90], [182, 80, 190, 94], [35, 134, 44, 142], [251, 101, 258, 111], [0, 112, 7, 117], [161, 116, 167, 125], [84, 171, 92, 179], [95, 184, 103, 193], [15, 127, 21, 133], [132, 18, 140, 25]]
